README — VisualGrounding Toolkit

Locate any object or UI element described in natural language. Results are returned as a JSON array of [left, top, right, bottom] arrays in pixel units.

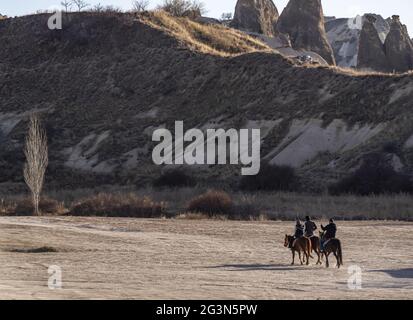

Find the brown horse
[[284, 235, 312, 265], [308, 236, 322, 265], [319, 231, 343, 268]]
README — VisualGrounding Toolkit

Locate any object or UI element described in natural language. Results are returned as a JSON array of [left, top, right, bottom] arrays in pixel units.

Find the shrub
[[239, 163, 298, 191], [329, 158, 413, 196], [187, 190, 233, 217], [158, 0, 206, 17], [70, 193, 167, 217], [6, 197, 65, 216], [153, 169, 196, 188]]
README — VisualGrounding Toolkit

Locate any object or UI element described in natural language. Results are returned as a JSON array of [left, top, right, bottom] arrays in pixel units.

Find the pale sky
[[1, 0, 413, 34]]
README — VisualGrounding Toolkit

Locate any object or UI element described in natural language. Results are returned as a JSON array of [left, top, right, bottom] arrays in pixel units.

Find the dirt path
[[0, 217, 412, 299]]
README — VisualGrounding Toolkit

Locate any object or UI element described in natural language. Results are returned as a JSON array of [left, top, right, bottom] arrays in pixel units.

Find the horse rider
[[320, 218, 337, 251], [304, 216, 317, 238], [294, 218, 304, 240]]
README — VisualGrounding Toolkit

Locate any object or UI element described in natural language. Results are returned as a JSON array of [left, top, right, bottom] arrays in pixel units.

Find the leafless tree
[[23, 115, 48, 216], [72, 0, 90, 12], [132, 0, 150, 12], [61, 0, 72, 12], [92, 3, 104, 12]]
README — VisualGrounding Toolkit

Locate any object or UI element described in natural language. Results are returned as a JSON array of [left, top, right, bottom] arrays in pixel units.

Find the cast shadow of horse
[[206, 264, 307, 271]]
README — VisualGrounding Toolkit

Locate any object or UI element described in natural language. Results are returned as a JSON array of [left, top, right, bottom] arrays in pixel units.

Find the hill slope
[[1, 12, 413, 191]]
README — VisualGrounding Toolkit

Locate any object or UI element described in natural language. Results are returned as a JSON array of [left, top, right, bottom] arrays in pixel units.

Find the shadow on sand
[[369, 268, 413, 279], [206, 264, 312, 271]]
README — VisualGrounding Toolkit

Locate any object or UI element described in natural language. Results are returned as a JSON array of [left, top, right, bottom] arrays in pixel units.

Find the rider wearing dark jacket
[[304, 216, 317, 237], [321, 219, 337, 240], [294, 219, 304, 239]]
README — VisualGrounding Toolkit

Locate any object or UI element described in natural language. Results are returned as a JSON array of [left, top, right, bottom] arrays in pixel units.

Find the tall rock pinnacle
[[384, 15, 413, 73], [357, 15, 389, 72], [277, 0, 336, 65], [231, 0, 279, 37]]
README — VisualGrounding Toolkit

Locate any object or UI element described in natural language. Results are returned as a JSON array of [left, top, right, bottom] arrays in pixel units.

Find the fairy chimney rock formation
[[357, 14, 389, 71], [384, 15, 413, 72], [276, 0, 336, 65], [231, 0, 279, 37]]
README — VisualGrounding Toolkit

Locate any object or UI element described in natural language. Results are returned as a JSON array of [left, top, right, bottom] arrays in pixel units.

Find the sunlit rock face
[[231, 0, 279, 37], [277, 0, 336, 65]]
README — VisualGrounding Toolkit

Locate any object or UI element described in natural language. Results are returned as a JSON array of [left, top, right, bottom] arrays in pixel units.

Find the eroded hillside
[[1, 12, 413, 191]]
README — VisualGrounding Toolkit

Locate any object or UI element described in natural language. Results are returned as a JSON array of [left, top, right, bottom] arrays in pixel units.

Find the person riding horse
[[320, 219, 337, 252], [304, 216, 317, 238], [294, 218, 304, 240]]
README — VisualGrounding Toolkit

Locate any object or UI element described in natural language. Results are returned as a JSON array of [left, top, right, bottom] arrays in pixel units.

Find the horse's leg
[[316, 248, 321, 265], [298, 251, 303, 265], [333, 251, 340, 268], [325, 252, 330, 268], [304, 248, 311, 266], [291, 250, 295, 265]]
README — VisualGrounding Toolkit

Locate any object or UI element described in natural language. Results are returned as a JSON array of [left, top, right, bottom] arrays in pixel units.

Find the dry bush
[[187, 190, 233, 217], [70, 193, 167, 217], [0, 197, 65, 216], [158, 0, 206, 17], [139, 10, 270, 56]]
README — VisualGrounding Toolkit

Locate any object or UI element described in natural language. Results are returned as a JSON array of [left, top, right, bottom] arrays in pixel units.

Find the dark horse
[[284, 235, 311, 265], [319, 231, 343, 268]]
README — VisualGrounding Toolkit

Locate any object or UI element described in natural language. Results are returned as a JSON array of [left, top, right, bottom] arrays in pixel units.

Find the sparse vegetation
[[61, 1, 73, 12], [187, 190, 233, 217], [220, 13, 232, 21], [132, 0, 150, 12], [329, 156, 413, 196], [0, 197, 65, 216], [140, 10, 270, 56], [72, 0, 90, 12], [70, 193, 167, 217], [158, 0, 206, 17]]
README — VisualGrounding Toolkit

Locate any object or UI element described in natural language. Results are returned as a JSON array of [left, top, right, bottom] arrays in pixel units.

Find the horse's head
[[284, 234, 293, 247]]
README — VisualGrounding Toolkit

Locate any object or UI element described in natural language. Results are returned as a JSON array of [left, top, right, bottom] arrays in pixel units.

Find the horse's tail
[[337, 240, 343, 266]]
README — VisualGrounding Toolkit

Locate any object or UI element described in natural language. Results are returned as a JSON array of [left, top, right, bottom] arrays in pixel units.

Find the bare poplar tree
[[23, 115, 49, 216], [72, 0, 90, 12], [61, 0, 72, 12], [132, 0, 150, 12]]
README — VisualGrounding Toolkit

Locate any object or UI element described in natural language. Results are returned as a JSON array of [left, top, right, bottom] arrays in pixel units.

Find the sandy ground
[[0, 217, 412, 300]]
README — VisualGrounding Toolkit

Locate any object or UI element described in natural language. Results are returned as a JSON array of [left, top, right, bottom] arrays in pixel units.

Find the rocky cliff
[[326, 14, 390, 68], [384, 15, 413, 73], [231, 0, 279, 36], [1, 12, 413, 192], [357, 15, 389, 72], [277, 0, 335, 65]]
